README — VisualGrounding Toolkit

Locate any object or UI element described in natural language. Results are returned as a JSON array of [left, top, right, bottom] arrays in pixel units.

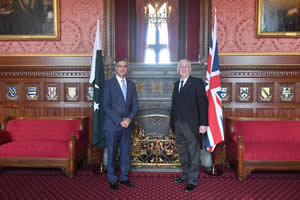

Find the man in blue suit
[[103, 58, 138, 191]]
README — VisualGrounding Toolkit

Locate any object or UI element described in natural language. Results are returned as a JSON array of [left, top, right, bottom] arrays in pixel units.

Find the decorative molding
[[220, 65, 300, 78], [221, 65, 300, 70], [103, 0, 114, 63], [221, 71, 300, 78], [220, 52, 300, 56], [0, 66, 90, 78], [0, 54, 92, 57]]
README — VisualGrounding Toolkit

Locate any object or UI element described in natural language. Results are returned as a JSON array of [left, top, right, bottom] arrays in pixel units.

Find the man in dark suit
[[103, 58, 138, 191], [170, 59, 208, 192]]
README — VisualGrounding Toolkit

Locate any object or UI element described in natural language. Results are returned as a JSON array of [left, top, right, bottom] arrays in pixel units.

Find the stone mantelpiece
[[106, 62, 207, 108]]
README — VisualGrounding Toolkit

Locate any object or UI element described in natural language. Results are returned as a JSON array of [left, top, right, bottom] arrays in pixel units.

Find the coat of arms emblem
[[7, 86, 18, 100], [87, 86, 94, 101], [66, 87, 78, 101], [47, 86, 58, 100], [281, 87, 293, 101], [259, 87, 272, 101], [221, 87, 229, 101], [239, 87, 250, 101], [27, 86, 38, 100]]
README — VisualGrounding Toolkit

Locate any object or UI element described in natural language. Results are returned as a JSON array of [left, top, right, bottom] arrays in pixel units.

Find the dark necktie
[[179, 80, 184, 93]]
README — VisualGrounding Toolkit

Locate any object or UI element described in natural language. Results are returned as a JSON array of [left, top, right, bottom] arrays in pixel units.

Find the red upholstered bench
[[0, 116, 89, 178], [225, 117, 300, 181]]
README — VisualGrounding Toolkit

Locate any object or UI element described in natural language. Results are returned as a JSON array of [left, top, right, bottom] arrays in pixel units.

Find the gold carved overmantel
[[131, 112, 180, 168]]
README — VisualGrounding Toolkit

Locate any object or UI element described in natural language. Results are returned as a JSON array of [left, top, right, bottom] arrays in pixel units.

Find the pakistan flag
[[89, 18, 105, 148]]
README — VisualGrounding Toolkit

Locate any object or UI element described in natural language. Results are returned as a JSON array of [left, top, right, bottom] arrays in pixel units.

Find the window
[[144, 3, 170, 64]]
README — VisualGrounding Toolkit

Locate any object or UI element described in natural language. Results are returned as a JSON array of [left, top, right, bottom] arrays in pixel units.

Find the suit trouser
[[105, 127, 131, 183], [175, 120, 201, 186]]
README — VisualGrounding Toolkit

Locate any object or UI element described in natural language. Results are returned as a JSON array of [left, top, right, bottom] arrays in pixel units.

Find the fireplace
[[131, 108, 180, 168]]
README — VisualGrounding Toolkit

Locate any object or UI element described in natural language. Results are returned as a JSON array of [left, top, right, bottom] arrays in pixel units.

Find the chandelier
[[144, 1, 172, 27]]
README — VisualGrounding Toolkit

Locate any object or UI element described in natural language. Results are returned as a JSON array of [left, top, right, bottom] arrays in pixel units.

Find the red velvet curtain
[[115, 0, 130, 60], [167, 0, 179, 62], [186, 0, 200, 61], [136, 0, 148, 62]]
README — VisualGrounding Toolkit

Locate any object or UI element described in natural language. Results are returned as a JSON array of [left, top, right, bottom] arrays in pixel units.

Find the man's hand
[[288, 8, 298, 16], [199, 126, 207, 134], [120, 118, 131, 128]]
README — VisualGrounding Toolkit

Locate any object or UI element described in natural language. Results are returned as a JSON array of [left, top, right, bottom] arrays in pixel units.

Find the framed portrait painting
[[257, 0, 300, 37], [0, 0, 60, 40]]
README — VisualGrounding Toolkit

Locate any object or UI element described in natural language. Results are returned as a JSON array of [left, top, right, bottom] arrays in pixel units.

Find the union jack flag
[[205, 13, 224, 152]]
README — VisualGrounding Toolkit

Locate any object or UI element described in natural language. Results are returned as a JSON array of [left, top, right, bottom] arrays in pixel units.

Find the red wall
[[0, 0, 299, 54], [0, 0, 104, 54], [213, 0, 300, 53]]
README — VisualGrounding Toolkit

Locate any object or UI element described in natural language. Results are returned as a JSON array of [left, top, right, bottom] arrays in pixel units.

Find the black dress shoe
[[120, 180, 135, 188], [110, 182, 119, 191], [173, 177, 187, 184], [184, 184, 196, 192]]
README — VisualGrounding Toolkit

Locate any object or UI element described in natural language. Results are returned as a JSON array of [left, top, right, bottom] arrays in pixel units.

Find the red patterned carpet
[[0, 165, 299, 200]]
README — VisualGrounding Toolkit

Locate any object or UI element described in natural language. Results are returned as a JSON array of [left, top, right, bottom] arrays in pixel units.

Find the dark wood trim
[[220, 55, 300, 65]]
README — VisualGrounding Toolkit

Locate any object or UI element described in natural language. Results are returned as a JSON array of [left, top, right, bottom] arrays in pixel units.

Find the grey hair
[[177, 59, 191, 69]]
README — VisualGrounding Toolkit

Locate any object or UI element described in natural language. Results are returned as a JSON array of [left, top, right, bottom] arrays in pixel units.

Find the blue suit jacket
[[103, 77, 138, 131]]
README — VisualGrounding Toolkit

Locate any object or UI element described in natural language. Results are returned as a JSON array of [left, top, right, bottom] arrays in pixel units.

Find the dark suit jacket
[[170, 76, 208, 135], [103, 77, 138, 132]]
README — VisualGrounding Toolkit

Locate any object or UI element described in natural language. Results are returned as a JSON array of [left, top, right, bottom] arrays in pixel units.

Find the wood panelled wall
[[1, 55, 300, 165], [220, 55, 300, 119], [0, 56, 101, 163]]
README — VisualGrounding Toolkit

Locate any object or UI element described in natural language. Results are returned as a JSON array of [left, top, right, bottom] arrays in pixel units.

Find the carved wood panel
[[0, 56, 95, 163], [220, 56, 300, 120]]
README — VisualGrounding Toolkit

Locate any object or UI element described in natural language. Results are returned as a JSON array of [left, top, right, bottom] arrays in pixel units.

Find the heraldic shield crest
[[26, 86, 38, 100], [87, 86, 94, 101], [239, 87, 250, 101], [221, 87, 229, 101], [66, 86, 78, 101], [7, 86, 18, 100], [259, 87, 272, 102], [47, 86, 58, 101], [281, 87, 293, 101]]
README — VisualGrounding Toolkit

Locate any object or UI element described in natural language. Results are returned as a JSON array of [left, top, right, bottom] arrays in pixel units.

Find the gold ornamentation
[[131, 114, 180, 168], [136, 82, 144, 93], [152, 82, 162, 94]]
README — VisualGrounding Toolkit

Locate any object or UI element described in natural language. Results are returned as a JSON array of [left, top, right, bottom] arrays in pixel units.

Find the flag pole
[[95, 12, 105, 175], [204, 7, 223, 177], [91, 15, 106, 175]]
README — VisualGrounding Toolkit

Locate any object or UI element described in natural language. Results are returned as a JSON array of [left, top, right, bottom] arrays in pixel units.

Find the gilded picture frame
[[256, 0, 300, 37], [0, 0, 60, 40]]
